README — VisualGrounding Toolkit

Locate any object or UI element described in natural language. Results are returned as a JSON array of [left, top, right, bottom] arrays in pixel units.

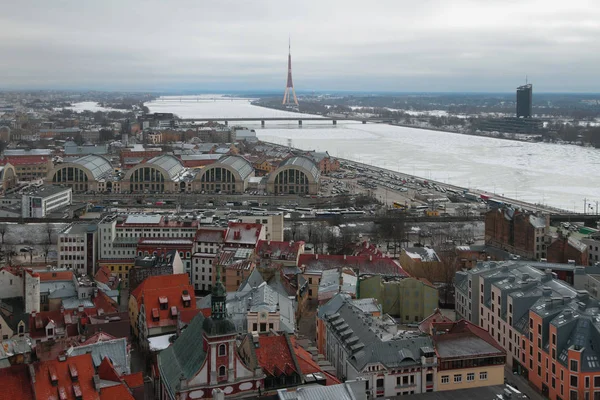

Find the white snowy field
[[59, 101, 129, 113]]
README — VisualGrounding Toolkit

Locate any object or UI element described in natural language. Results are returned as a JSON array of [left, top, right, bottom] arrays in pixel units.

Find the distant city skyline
[[1, 0, 599, 92]]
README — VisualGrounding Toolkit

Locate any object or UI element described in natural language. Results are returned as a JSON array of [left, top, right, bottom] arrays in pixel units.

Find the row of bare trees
[[0, 223, 56, 266]]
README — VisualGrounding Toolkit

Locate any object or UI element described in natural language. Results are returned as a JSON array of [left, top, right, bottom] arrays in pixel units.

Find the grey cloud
[[0, 0, 599, 91]]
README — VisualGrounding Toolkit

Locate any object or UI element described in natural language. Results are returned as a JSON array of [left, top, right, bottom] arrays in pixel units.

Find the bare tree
[[41, 241, 52, 265], [4, 242, 16, 265], [438, 248, 462, 306], [45, 223, 55, 244], [0, 224, 7, 244]]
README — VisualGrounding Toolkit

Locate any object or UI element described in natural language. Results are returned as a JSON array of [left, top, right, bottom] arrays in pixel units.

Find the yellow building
[[99, 260, 134, 288], [128, 292, 140, 338], [400, 247, 443, 283], [433, 320, 506, 392]]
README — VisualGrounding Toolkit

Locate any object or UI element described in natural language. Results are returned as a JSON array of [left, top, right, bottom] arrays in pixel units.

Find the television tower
[[282, 38, 298, 106]]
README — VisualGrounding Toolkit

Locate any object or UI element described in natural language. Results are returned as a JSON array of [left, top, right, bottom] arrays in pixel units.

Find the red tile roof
[[0, 364, 35, 400], [122, 372, 144, 389], [137, 274, 196, 330], [256, 240, 305, 260], [352, 240, 385, 257], [38, 270, 73, 282], [92, 290, 119, 314], [80, 332, 118, 345], [255, 335, 297, 377], [98, 357, 121, 382], [2, 155, 50, 165], [132, 273, 190, 305], [100, 384, 135, 400], [178, 308, 205, 325], [94, 266, 118, 288], [298, 254, 409, 277], [289, 337, 340, 386], [29, 309, 84, 340], [418, 308, 453, 334], [32, 353, 100, 400]]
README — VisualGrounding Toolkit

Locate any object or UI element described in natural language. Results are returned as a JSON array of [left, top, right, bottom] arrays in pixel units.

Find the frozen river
[[145, 96, 600, 211]]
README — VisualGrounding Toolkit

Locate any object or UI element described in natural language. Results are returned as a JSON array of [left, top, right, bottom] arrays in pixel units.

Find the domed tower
[[203, 266, 238, 385]]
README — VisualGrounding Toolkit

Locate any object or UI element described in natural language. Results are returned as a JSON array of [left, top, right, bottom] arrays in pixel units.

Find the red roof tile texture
[[38, 270, 74, 282], [132, 273, 190, 305], [255, 335, 297, 377], [137, 274, 196, 330], [290, 337, 340, 386], [298, 254, 409, 277], [32, 353, 100, 400], [122, 372, 144, 389], [100, 384, 135, 400], [0, 364, 35, 400]]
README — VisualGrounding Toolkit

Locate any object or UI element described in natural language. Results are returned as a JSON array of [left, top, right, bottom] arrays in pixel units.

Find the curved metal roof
[[147, 154, 185, 180], [72, 154, 113, 180], [279, 156, 320, 181], [215, 155, 254, 180]]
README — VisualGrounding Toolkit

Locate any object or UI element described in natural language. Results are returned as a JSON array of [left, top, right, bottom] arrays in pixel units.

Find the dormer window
[[151, 308, 160, 321], [49, 365, 58, 386], [182, 291, 191, 308], [170, 306, 178, 320], [159, 296, 168, 310]]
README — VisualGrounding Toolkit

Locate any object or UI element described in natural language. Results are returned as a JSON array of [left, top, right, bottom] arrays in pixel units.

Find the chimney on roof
[[542, 287, 552, 297], [563, 296, 571, 305], [93, 375, 101, 393], [564, 310, 573, 319], [545, 298, 552, 310], [576, 290, 589, 303]]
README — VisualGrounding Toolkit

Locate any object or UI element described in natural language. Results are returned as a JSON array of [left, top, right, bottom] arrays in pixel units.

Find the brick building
[[484, 207, 549, 260], [546, 234, 588, 266]]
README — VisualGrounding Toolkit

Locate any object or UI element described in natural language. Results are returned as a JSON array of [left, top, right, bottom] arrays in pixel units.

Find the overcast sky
[[1, 0, 599, 92]]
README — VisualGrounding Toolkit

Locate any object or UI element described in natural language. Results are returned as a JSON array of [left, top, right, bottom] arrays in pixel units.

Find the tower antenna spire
[[282, 37, 299, 107]]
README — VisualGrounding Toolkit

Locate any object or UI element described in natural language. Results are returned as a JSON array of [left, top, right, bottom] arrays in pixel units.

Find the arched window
[[219, 365, 226, 377], [219, 344, 226, 356]]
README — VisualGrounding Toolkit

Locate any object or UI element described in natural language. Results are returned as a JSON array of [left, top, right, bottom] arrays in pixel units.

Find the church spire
[[211, 265, 227, 320]]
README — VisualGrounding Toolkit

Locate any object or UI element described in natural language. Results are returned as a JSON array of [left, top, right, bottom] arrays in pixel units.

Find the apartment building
[[98, 214, 198, 287], [57, 222, 98, 276], [455, 260, 600, 400], [319, 295, 437, 397]]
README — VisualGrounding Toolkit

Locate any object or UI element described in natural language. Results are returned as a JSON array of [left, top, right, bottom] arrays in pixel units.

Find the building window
[[571, 360, 578, 372], [467, 373, 475, 382], [219, 365, 226, 377], [595, 376, 600, 387], [218, 344, 226, 356], [441, 376, 449, 384], [571, 375, 578, 387], [454, 374, 462, 383], [480, 372, 487, 380]]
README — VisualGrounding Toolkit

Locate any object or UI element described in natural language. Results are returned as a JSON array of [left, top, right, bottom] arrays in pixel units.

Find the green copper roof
[[157, 314, 207, 399]]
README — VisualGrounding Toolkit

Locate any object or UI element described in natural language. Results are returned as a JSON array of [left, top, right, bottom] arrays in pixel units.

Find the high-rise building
[[516, 84, 532, 118]]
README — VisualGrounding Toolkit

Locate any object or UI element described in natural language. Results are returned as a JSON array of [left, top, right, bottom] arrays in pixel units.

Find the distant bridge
[[178, 116, 393, 127]]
